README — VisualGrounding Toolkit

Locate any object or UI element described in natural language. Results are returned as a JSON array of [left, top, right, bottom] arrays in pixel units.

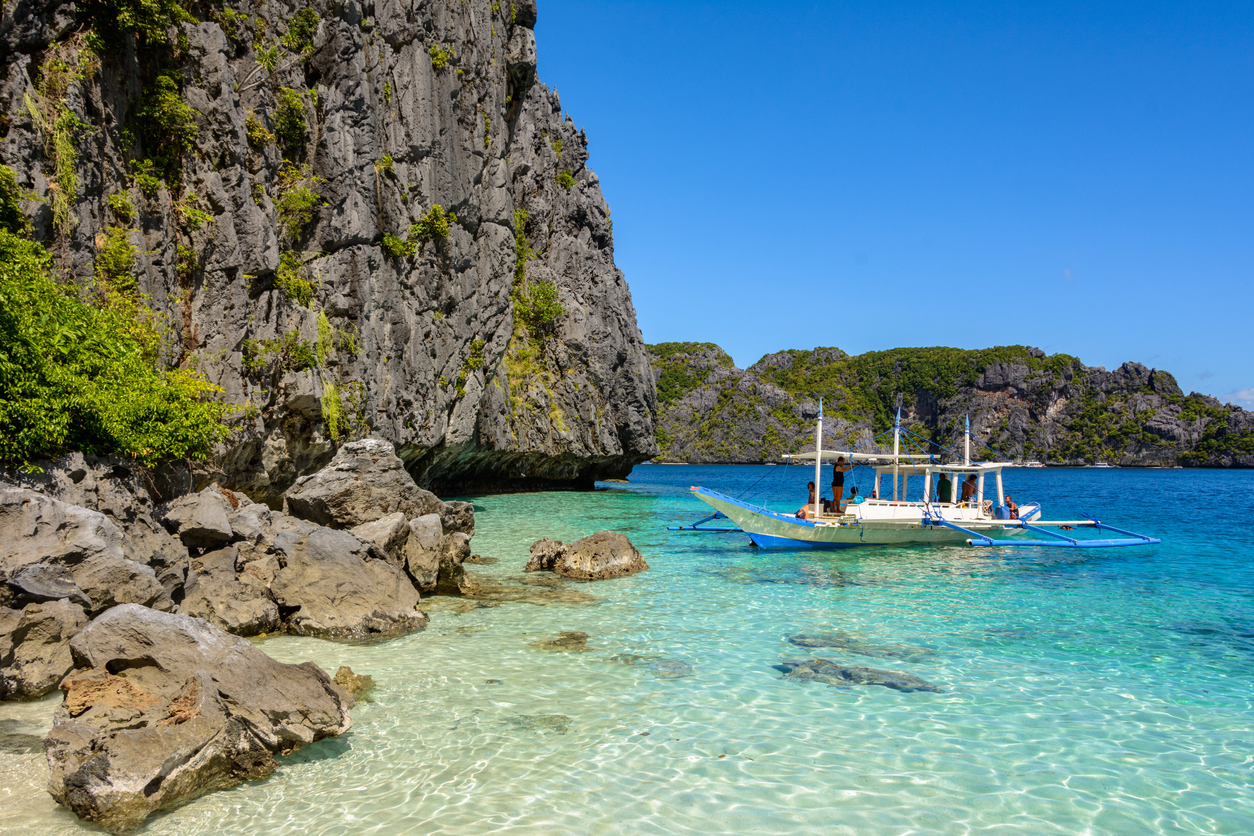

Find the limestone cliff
[[650, 342, 1254, 467], [1, 0, 655, 500]]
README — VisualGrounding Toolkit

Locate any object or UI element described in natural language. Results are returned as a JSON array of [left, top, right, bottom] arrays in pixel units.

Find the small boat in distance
[[1021, 460, 1046, 468], [684, 407, 1158, 550], [1087, 462, 1118, 469]]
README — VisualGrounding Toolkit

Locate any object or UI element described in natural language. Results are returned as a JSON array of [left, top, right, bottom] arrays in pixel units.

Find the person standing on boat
[[960, 474, 977, 504], [830, 457, 852, 513], [936, 472, 953, 505]]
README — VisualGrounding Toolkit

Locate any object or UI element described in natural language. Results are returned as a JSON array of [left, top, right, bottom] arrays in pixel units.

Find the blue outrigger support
[[924, 513, 1160, 548], [667, 511, 741, 533]]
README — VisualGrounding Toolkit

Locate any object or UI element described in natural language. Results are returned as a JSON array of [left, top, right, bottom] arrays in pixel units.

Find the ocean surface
[[2, 465, 1252, 835]]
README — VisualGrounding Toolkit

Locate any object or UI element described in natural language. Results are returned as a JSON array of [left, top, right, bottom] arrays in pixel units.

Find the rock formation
[[1, 437, 469, 705], [0, 0, 656, 500], [777, 659, 942, 692], [45, 605, 353, 833], [525, 531, 648, 580], [649, 342, 1254, 467]]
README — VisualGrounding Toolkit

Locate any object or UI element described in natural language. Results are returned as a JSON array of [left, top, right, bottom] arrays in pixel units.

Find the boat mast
[[892, 405, 901, 501], [964, 414, 971, 466], [814, 398, 824, 518]]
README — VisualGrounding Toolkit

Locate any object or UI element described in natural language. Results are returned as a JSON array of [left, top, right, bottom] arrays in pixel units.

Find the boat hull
[[691, 487, 1004, 548]]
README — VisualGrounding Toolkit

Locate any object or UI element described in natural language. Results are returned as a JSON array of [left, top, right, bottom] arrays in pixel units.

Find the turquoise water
[[2, 465, 1252, 834]]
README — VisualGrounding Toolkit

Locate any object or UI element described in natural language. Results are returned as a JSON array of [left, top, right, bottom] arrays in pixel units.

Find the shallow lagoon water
[[2, 465, 1252, 834]]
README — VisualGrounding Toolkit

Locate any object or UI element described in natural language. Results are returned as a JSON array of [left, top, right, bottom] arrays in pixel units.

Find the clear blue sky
[[532, 1, 1254, 405]]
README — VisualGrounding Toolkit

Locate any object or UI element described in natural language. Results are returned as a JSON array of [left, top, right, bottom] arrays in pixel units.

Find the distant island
[[647, 342, 1254, 467]]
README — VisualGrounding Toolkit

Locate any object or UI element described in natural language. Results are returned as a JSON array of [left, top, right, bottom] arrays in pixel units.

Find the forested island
[[649, 342, 1254, 467]]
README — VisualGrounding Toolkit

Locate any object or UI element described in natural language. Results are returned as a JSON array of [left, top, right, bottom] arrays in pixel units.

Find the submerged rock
[[333, 666, 376, 701], [528, 631, 590, 652], [503, 714, 571, 734], [777, 659, 942, 692], [611, 654, 695, 679], [45, 605, 352, 833], [788, 632, 931, 660], [460, 574, 599, 607]]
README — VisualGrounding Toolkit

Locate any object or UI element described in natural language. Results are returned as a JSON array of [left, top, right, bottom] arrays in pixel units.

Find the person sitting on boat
[[830, 456, 852, 513], [848, 486, 864, 505], [1004, 495, 1019, 519], [936, 472, 953, 505], [960, 474, 977, 504], [796, 482, 817, 519]]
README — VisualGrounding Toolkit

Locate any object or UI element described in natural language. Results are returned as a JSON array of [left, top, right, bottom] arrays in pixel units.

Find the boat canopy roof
[[786, 450, 931, 463], [786, 450, 1009, 472]]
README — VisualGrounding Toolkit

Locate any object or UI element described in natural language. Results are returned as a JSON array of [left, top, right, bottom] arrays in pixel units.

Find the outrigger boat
[[685, 406, 1159, 550]]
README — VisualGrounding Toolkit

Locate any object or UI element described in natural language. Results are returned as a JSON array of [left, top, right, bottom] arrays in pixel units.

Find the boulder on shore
[[45, 605, 353, 833], [271, 527, 427, 639], [0, 600, 89, 699], [178, 546, 280, 637], [0, 488, 168, 615], [525, 538, 564, 572], [525, 532, 648, 581], [283, 439, 474, 536]]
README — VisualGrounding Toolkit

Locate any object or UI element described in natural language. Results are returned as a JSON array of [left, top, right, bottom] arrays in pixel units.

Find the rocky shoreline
[[0, 439, 457, 829], [1, 436, 654, 831]]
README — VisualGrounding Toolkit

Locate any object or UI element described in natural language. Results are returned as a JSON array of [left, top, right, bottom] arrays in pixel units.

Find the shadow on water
[[282, 735, 353, 765]]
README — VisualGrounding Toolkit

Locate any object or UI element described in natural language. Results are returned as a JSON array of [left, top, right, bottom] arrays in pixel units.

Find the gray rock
[[0, 454, 188, 587], [404, 514, 443, 591], [160, 488, 234, 548], [271, 528, 427, 639], [553, 531, 648, 581], [777, 659, 942, 692], [526, 538, 564, 572], [0, 489, 168, 615], [436, 531, 472, 595], [44, 605, 352, 833], [0, 600, 88, 699], [351, 512, 411, 569], [177, 547, 280, 637], [5, 564, 92, 610], [284, 439, 451, 529]]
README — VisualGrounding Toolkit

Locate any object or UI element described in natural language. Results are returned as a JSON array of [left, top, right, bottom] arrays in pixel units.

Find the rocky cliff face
[[650, 342, 1254, 467], [1, 0, 655, 501]]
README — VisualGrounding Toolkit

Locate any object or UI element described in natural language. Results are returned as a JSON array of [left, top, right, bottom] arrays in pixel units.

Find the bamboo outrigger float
[[685, 404, 1160, 550]]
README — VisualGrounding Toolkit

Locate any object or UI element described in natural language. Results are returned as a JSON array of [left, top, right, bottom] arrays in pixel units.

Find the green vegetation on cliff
[[0, 229, 228, 469], [755, 345, 1076, 432], [648, 342, 734, 405]]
